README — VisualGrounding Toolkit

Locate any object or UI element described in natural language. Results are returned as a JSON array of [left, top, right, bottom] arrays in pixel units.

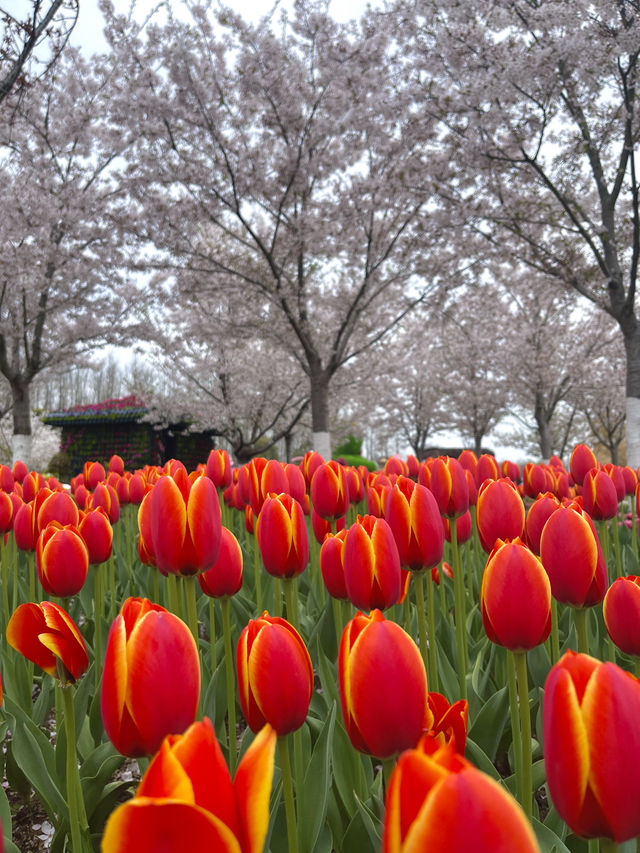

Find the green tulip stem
[[632, 498, 638, 559], [253, 536, 263, 613], [152, 567, 159, 606], [167, 571, 179, 616], [449, 520, 468, 700], [93, 564, 103, 691], [332, 597, 343, 654], [588, 841, 599, 853], [184, 574, 200, 647], [599, 840, 619, 853], [425, 569, 439, 693], [274, 578, 282, 618], [413, 572, 430, 685], [209, 597, 217, 672], [220, 597, 237, 774], [506, 650, 522, 804], [464, 541, 474, 602], [0, 540, 8, 631], [59, 683, 90, 853], [382, 757, 396, 790], [513, 651, 531, 821], [550, 598, 560, 665], [27, 551, 35, 602], [283, 578, 299, 633], [109, 554, 116, 620], [574, 608, 589, 655], [279, 735, 299, 853], [598, 521, 611, 580], [610, 513, 623, 579]]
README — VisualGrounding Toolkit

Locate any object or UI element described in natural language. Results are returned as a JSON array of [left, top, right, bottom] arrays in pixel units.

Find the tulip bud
[[78, 508, 113, 565], [569, 443, 597, 486], [582, 467, 619, 521], [524, 492, 561, 555], [205, 448, 233, 489], [481, 538, 551, 651], [339, 609, 427, 758], [198, 527, 243, 598], [319, 529, 348, 600], [429, 456, 469, 518], [476, 478, 525, 553], [36, 523, 89, 597], [384, 477, 444, 571], [236, 612, 313, 736], [256, 493, 309, 579], [343, 515, 402, 611], [603, 576, 640, 656], [544, 651, 640, 842], [310, 460, 350, 520]]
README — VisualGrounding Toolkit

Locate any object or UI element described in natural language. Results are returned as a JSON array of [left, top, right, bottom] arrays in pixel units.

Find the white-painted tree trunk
[[626, 397, 640, 468], [12, 433, 32, 469], [313, 430, 331, 460]]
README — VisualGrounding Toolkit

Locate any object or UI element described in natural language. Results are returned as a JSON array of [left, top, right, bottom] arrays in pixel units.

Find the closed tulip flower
[[236, 613, 313, 736], [247, 458, 288, 516], [7, 601, 89, 684], [339, 609, 427, 758], [383, 737, 540, 853], [78, 508, 113, 565], [138, 473, 221, 576], [443, 511, 472, 545], [582, 467, 619, 521], [540, 503, 608, 607], [102, 717, 276, 853], [0, 491, 12, 535], [36, 489, 79, 535], [570, 443, 598, 486], [522, 463, 555, 499], [301, 450, 325, 488], [477, 453, 500, 483], [603, 576, 640, 656], [205, 448, 233, 489], [198, 527, 243, 598], [429, 456, 469, 518], [476, 478, 525, 553], [37, 523, 89, 597], [310, 460, 350, 520], [343, 515, 402, 611], [13, 500, 37, 551], [90, 482, 120, 524], [501, 459, 521, 482], [256, 493, 309, 579], [84, 460, 106, 490], [481, 538, 551, 651], [101, 597, 200, 757], [311, 508, 345, 544], [604, 463, 626, 503], [319, 528, 348, 599], [524, 492, 561, 555], [458, 449, 478, 482], [544, 651, 640, 842], [384, 477, 444, 571]]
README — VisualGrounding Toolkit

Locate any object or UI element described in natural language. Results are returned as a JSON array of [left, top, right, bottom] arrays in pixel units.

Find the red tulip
[[319, 529, 348, 600], [284, 463, 306, 504], [339, 609, 427, 758], [90, 482, 120, 524], [603, 576, 640, 656], [524, 492, 561, 555], [480, 538, 551, 651], [604, 463, 626, 503], [301, 450, 325, 488], [429, 456, 469, 518], [311, 508, 345, 543], [101, 597, 200, 756], [570, 443, 598, 486], [345, 466, 365, 503], [102, 717, 276, 853], [7, 601, 89, 683], [310, 460, 349, 520], [78, 508, 113, 565], [540, 503, 608, 607], [12, 459, 27, 483], [256, 493, 308, 579], [443, 510, 472, 545], [582, 468, 619, 521], [128, 473, 146, 504], [457, 449, 478, 482], [247, 458, 288, 516], [198, 527, 243, 598], [84, 460, 106, 490], [13, 500, 37, 551], [475, 478, 525, 553], [477, 453, 499, 483], [384, 456, 409, 479], [343, 515, 402, 611], [236, 613, 313, 736], [0, 491, 12, 535], [36, 523, 89, 597], [522, 462, 555, 499], [384, 477, 444, 571], [501, 459, 521, 482], [139, 473, 221, 576], [544, 651, 640, 842], [622, 466, 638, 496], [205, 448, 233, 489], [424, 692, 468, 755], [383, 737, 539, 852], [36, 489, 79, 535]]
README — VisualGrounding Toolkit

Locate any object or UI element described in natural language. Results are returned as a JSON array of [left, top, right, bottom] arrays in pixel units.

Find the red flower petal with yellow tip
[[150, 476, 187, 573], [6, 601, 88, 682]]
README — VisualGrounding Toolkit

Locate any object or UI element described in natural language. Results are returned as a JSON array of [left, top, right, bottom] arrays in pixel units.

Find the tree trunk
[[310, 369, 331, 459], [624, 324, 640, 468], [534, 394, 553, 461], [11, 379, 32, 468]]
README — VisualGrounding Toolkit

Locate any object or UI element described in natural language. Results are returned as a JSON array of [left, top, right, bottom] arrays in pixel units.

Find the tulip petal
[[187, 476, 221, 569], [151, 476, 187, 574], [234, 724, 277, 853], [101, 799, 242, 853], [6, 603, 58, 676]]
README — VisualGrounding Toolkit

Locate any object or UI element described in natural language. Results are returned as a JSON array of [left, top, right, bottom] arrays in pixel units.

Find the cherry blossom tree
[[0, 47, 139, 464], [404, 0, 640, 465], [107, 0, 465, 458], [1, 0, 78, 105]]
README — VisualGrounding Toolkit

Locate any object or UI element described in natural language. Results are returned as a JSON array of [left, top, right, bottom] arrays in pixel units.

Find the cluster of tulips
[[0, 443, 638, 851]]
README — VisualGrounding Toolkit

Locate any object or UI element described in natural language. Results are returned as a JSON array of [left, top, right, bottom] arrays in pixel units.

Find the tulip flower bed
[[0, 446, 639, 852]]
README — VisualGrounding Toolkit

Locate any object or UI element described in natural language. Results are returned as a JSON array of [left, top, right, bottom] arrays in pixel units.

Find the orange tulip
[[310, 460, 350, 520], [384, 477, 444, 572], [476, 478, 525, 553], [343, 515, 402, 611], [429, 456, 469, 518], [198, 527, 243, 598], [603, 576, 640, 656], [36, 522, 89, 597], [36, 489, 79, 535], [339, 609, 427, 758], [480, 538, 551, 651], [544, 651, 640, 842], [524, 492, 561, 555], [383, 737, 540, 852], [205, 448, 233, 489], [101, 598, 200, 757], [7, 601, 88, 683], [78, 508, 113, 565], [236, 613, 313, 736], [256, 493, 308, 579], [102, 717, 276, 853], [582, 467, 619, 521], [138, 473, 221, 576], [423, 692, 468, 755]]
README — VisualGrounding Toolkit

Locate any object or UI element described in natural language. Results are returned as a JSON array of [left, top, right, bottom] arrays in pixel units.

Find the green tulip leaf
[[467, 686, 509, 760], [530, 816, 572, 853], [299, 702, 336, 853]]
